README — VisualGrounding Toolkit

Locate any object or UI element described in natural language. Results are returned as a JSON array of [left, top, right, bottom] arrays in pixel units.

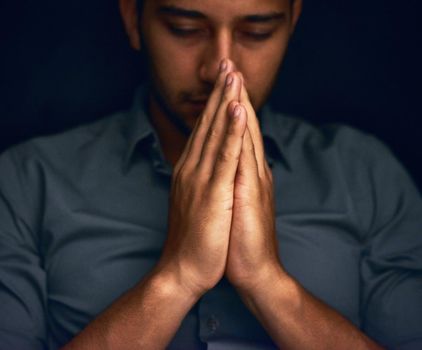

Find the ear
[[119, 0, 141, 50], [290, 0, 303, 34]]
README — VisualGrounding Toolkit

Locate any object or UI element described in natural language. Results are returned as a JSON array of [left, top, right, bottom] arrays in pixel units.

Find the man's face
[[139, 0, 300, 129]]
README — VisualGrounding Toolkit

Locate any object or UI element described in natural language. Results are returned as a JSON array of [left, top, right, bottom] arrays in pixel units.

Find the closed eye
[[167, 25, 205, 37], [241, 31, 274, 41]]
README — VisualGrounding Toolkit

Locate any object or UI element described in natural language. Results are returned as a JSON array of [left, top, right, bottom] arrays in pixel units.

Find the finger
[[210, 103, 247, 189], [239, 78, 267, 177], [173, 116, 200, 175], [197, 72, 242, 176], [235, 124, 260, 190], [180, 59, 235, 171]]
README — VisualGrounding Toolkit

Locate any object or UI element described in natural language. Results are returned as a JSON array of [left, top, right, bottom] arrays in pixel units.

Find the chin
[[181, 105, 204, 124]]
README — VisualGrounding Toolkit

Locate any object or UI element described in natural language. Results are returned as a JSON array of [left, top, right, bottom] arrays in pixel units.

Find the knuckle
[[195, 167, 211, 185], [206, 126, 219, 141], [175, 167, 191, 185], [217, 149, 239, 163]]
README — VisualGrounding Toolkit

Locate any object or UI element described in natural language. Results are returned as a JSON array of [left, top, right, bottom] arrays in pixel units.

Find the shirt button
[[207, 315, 220, 333]]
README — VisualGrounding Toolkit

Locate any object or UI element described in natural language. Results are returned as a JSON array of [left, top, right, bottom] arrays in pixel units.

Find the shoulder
[[267, 109, 404, 174], [5, 111, 128, 161], [267, 109, 421, 234], [274, 111, 388, 158], [0, 111, 130, 222], [0, 111, 130, 176]]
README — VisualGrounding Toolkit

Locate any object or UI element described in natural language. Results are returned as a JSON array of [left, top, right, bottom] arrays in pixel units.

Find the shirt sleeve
[[349, 134, 422, 349], [0, 147, 48, 349]]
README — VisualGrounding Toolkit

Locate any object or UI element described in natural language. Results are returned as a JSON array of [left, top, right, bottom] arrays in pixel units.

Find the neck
[[148, 94, 189, 167]]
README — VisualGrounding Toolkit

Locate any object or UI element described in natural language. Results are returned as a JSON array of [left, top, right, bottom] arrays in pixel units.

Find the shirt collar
[[123, 85, 290, 171], [123, 83, 156, 171], [260, 104, 291, 169]]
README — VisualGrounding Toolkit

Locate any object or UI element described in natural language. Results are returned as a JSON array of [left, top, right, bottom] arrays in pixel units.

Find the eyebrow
[[158, 6, 206, 19], [243, 13, 286, 23], [158, 5, 286, 23]]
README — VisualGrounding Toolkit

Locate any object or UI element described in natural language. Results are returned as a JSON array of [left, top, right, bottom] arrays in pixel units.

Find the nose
[[199, 29, 236, 85]]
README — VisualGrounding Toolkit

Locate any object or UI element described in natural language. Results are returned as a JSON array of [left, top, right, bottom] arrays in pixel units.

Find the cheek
[[240, 41, 289, 109], [148, 32, 198, 80], [153, 51, 202, 106], [143, 28, 196, 89], [241, 30, 289, 110]]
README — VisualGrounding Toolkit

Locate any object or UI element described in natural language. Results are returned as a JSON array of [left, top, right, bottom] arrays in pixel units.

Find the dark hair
[[137, 0, 295, 15]]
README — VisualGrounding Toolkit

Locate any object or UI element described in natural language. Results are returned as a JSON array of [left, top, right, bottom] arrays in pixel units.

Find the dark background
[[1, 1, 421, 190]]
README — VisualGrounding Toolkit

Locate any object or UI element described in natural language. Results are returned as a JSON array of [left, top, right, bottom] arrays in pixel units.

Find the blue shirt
[[1, 86, 421, 349]]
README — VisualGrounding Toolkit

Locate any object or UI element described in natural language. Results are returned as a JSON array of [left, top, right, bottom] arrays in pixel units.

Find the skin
[[141, 0, 298, 165], [63, 0, 385, 348], [134, 0, 301, 293]]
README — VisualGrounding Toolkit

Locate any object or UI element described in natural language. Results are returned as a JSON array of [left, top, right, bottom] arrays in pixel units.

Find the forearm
[[62, 267, 201, 350], [238, 266, 383, 350]]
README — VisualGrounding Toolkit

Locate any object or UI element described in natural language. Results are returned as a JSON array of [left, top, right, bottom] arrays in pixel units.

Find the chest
[[41, 162, 363, 343]]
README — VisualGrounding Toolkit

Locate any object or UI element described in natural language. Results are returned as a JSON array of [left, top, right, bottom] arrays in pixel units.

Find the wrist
[[151, 263, 208, 302], [237, 264, 296, 309]]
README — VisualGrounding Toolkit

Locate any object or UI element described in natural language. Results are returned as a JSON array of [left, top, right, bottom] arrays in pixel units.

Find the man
[[0, 0, 421, 349]]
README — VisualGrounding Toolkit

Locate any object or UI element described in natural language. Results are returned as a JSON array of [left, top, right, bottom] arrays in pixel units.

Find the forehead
[[147, 0, 289, 21]]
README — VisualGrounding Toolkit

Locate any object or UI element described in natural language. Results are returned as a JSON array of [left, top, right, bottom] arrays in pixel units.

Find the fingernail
[[226, 74, 234, 86], [220, 59, 227, 72], [233, 105, 241, 118]]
